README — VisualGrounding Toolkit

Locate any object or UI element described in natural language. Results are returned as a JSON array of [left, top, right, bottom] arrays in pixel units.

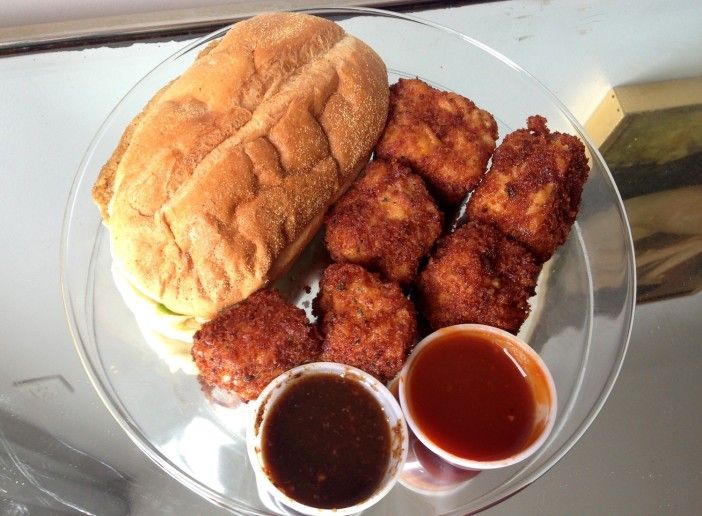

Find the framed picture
[[586, 76, 702, 303]]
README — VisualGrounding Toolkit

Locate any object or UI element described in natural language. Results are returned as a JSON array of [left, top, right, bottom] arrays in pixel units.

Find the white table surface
[[1, 1, 701, 514]]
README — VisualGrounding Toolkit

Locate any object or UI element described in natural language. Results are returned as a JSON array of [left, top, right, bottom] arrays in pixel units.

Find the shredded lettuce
[[157, 303, 181, 316]]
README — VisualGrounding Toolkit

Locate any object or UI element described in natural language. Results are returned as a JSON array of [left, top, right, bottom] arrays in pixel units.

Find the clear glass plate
[[61, 7, 636, 515]]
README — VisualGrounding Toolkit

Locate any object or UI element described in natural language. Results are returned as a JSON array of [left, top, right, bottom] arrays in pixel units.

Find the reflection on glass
[[0, 408, 129, 515]]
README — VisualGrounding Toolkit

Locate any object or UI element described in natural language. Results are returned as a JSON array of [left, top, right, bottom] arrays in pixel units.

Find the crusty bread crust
[[92, 13, 389, 318]]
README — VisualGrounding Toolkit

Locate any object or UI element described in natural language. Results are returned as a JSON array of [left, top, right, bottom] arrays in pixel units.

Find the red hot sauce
[[406, 331, 536, 462]]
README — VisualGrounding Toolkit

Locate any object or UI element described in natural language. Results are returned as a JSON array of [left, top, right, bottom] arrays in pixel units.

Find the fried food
[[417, 221, 540, 334], [315, 263, 417, 383], [375, 78, 498, 206], [324, 159, 443, 284], [467, 115, 589, 261], [191, 290, 321, 401]]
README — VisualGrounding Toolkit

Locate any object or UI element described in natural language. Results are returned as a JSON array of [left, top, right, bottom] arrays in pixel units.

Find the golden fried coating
[[325, 159, 443, 284], [375, 78, 498, 206], [468, 115, 589, 261], [315, 263, 417, 383], [417, 221, 540, 334], [192, 290, 321, 401]]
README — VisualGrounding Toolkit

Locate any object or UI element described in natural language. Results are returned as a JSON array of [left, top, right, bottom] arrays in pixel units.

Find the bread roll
[[92, 12, 389, 318]]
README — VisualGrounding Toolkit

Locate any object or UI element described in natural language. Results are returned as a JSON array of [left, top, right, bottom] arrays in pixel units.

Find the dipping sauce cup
[[247, 362, 408, 515], [399, 324, 556, 470]]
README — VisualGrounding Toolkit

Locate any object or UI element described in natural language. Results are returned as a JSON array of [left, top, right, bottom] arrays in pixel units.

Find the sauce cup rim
[[398, 324, 557, 470], [246, 361, 409, 515]]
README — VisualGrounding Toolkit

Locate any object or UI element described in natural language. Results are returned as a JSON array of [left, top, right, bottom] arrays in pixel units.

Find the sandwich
[[92, 12, 389, 371]]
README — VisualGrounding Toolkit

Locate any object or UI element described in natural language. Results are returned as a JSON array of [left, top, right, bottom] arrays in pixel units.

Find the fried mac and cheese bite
[[468, 115, 589, 261], [375, 78, 498, 206], [325, 159, 443, 284], [315, 264, 417, 383], [417, 222, 540, 334], [192, 290, 322, 401]]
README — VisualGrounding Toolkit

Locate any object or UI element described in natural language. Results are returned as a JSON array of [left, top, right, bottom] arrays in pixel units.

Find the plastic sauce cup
[[399, 324, 557, 470], [247, 362, 408, 515]]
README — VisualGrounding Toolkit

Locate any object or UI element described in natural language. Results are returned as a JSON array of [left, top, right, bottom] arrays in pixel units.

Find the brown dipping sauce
[[406, 331, 536, 462], [261, 373, 391, 509]]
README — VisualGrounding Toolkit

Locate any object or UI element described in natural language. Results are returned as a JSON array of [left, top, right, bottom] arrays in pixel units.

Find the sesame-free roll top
[[92, 13, 389, 318]]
